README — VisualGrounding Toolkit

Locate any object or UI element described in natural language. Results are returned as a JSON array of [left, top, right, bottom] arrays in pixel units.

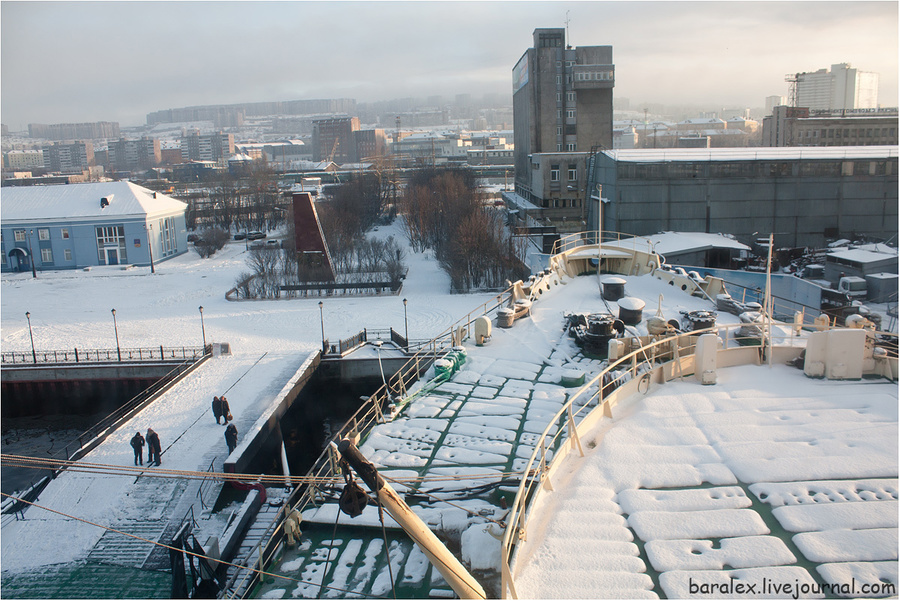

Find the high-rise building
[[41, 142, 94, 172], [108, 137, 162, 172], [796, 63, 879, 111], [180, 131, 234, 162], [512, 28, 614, 229], [312, 117, 360, 163], [28, 122, 119, 140]]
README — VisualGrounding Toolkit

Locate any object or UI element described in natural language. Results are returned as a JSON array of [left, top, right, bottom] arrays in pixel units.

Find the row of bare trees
[[184, 164, 289, 233], [400, 168, 528, 292]]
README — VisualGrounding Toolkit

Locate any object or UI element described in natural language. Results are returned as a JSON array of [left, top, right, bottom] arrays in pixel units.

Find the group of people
[[211, 396, 231, 425], [130, 428, 161, 466], [213, 395, 239, 454], [127, 396, 240, 467]]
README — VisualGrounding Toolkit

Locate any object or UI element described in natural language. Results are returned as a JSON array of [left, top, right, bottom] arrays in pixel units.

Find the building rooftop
[[605, 231, 750, 257], [603, 145, 899, 163], [0, 181, 186, 223]]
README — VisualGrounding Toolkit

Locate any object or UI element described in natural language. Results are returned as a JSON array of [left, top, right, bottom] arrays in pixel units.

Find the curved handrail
[[550, 229, 660, 258], [499, 323, 899, 598]]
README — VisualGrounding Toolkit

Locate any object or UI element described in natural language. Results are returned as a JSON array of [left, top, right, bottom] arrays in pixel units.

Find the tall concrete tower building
[[512, 28, 614, 206]]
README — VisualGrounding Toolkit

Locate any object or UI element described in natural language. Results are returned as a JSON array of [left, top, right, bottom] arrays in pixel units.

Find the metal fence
[[1, 345, 208, 366]]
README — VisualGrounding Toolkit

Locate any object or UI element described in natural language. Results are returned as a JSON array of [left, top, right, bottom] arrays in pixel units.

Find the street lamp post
[[403, 298, 409, 349], [199, 306, 207, 349], [111, 308, 121, 361], [318, 301, 325, 353], [147, 223, 156, 274], [25, 312, 36, 363], [28, 229, 37, 279]]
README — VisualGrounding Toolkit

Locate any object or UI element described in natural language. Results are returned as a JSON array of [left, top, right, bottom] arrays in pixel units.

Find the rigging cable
[[0, 491, 386, 599]]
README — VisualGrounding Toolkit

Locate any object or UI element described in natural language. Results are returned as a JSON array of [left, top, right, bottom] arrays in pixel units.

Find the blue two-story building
[[1, 181, 188, 273]]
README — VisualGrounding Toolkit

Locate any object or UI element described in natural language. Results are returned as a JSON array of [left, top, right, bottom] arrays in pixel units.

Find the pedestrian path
[[0, 350, 306, 597]]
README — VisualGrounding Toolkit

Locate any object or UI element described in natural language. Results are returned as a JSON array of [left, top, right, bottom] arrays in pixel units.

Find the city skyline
[[1, 1, 897, 129]]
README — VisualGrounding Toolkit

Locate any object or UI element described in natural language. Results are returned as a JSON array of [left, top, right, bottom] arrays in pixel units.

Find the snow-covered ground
[[0, 219, 498, 574]]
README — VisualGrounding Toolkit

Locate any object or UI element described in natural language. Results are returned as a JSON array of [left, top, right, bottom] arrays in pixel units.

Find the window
[[1, 253, 6, 267], [568, 166, 577, 180], [550, 165, 560, 181], [567, 92, 575, 102], [96, 225, 127, 264], [557, 144, 562, 152], [556, 93, 561, 102], [14, 230, 25, 242], [61, 228, 70, 239], [64, 249, 73, 261], [556, 75, 561, 85], [38, 228, 50, 240], [557, 126, 562, 136], [566, 109, 575, 119], [566, 143, 576, 152], [41, 248, 53, 263]]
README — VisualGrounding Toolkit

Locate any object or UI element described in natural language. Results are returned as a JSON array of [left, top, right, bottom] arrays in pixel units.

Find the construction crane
[[327, 138, 340, 164]]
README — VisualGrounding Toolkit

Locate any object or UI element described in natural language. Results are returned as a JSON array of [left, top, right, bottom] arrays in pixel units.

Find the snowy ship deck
[[249, 236, 897, 600]]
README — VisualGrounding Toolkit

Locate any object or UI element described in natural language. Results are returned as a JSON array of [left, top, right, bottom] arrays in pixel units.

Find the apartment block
[[181, 131, 235, 162], [42, 142, 95, 172], [108, 137, 162, 172]]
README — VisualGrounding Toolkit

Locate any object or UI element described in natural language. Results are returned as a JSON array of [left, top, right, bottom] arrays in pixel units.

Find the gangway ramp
[[0, 348, 316, 598]]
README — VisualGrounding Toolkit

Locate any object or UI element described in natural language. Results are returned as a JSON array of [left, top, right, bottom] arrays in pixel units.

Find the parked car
[[247, 231, 266, 240], [250, 240, 266, 250], [234, 232, 247, 241], [266, 239, 280, 248]]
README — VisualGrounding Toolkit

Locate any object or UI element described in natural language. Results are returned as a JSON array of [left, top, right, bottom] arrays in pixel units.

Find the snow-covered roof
[[827, 247, 899, 264], [679, 118, 726, 125], [1, 181, 186, 223], [603, 146, 899, 163], [605, 232, 750, 256]]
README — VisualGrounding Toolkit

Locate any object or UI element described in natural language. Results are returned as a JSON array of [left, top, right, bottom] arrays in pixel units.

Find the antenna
[[565, 10, 571, 48]]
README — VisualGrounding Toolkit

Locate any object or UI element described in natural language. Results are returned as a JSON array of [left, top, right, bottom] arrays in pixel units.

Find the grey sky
[[2, 1, 897, 128]]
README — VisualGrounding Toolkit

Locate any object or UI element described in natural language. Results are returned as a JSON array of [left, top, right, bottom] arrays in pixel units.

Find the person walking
[[221, 397, 232, 424], [130, 431, 145, 466], [212, 396, 223, 424], [146, 428, 162, 466], [225, 422, 238, 454]]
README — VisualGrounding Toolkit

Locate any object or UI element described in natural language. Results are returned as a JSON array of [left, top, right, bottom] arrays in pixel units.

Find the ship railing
[[1, 345, 208, 365], [500, 323, 899, 598], [549, 229, 658, 257], [198, 458, 218, 511]]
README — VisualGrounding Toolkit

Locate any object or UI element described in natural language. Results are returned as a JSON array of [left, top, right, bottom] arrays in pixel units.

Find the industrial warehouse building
[[584, 146, 898, 249], [1, 181, 187, 273]]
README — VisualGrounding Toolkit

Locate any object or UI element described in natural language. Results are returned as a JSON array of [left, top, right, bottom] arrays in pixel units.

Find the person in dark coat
[[130, 431, 145, 466], [224, 423, 238, 454], [146, 428, 162, 466], [212, 396, 223, 424], [220, 397, 231, 424]]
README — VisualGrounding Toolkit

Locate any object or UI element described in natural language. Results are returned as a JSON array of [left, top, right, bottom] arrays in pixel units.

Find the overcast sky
[[2, 1, 897, 128]]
